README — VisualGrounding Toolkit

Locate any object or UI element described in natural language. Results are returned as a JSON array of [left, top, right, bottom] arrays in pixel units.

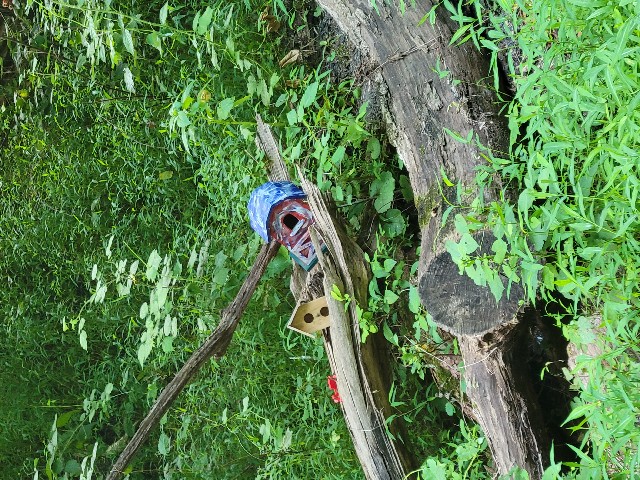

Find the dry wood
[[256, 113, 289, 182], [314, 1, 548, 476], [106, 240, 280, 480], [255, 115, 414, 476], [460, 323, 548, 477], [301, 174, 414, 479]]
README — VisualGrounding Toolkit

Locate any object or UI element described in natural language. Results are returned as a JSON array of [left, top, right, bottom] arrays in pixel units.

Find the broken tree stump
[[257, 114, 415, 477], [314, 1, 549, 476], [301, 174, 414, 479]]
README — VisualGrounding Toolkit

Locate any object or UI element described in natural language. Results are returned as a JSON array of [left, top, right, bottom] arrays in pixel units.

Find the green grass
[[5, 0, 637, 478]]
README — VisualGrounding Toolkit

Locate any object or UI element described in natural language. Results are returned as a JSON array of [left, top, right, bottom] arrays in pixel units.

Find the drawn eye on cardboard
[[287, 296, 331, 337]]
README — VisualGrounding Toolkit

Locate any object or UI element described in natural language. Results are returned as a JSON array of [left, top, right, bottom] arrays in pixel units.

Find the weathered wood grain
[[301, 175, 411, 479]]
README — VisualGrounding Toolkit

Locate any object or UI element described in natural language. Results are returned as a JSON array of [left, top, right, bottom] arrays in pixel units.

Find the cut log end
[[419, 232, 524, 336]]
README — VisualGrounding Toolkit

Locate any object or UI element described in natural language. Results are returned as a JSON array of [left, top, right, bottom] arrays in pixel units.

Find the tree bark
[[460, 323, 547, 477], [315, 1, 548, 476], [106, 240, 280, 480]]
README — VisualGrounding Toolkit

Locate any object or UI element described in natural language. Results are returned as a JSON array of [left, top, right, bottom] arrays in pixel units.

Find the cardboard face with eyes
[[287, 296, 331, 337]]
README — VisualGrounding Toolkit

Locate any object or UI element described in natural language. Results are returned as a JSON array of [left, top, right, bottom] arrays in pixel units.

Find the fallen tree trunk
[[106, 239, 280, 480], [460, 321, 547, 476], [314, 1, 548, 476]]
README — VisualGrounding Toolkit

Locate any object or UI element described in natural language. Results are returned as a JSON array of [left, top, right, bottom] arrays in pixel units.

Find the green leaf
[[282, 428, 292, 450], [541, 462, 562, 480], [399, 175, 413, 201], [424, 458, 447, 480], [440, 166, 454, 187], [453, 214, 469, 235], [328, 145, 345, 170], [300, 81, 319, 109], [56, 410, 77, 428], [130, 260, 139, 277], [577, 247, 602, 260], [445, 402, 455, 416], [518, 189, 534, 216], [487, 269, 505, 302], [542, 265, 556, 291], [286, 109, 297, 125], [64, 460, 82, 476], [79, 330, 87, 351], [382, 208, 406, 237], [146, 32, 162, 52], [331, 284, 344, 301], [217, 97, 234, 120], [446, 239, 464, 267], [492, 238, 508, 264], [384, 289, 399, 304], [367, 137, 381, 160], [138, 337, 153, 367], [260, 420, 271, 444], [383, 258, 397, 273], [176, 110, 190, 128], [371, 261, 389, 279], [333, 185, 344, 202], [408, 285, 421, 314], [443, 127, 467, 143], [158, 432, 170, 455], [370, 171, 395, 213], [257, 78, 270, 106], [197, 7, 214, 35], [383, 322, 398, 346], [105, 235, 114, 258], [161, 336, 174, 353], [146, 250, 162, 281], [460, 232, 479, 254], [122, 29, 135, 55], [159, 3, 168, 24], [123, 67, 135, 93]]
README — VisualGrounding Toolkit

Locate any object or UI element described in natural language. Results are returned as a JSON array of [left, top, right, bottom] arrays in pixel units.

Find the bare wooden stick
[[107, 240, 280, 480]]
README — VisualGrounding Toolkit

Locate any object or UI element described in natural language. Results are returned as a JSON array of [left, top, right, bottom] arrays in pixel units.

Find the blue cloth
[[248, 181, 307, 241]]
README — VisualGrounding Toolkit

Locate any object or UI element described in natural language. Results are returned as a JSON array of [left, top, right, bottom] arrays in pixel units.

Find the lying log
[[314, 1, 548, 476]]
